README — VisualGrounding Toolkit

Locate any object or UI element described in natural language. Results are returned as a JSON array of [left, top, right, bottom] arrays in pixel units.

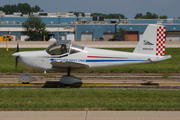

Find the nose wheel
[[18, 71, 37, 84]]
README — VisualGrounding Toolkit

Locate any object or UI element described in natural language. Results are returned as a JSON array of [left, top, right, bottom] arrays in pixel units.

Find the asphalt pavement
[[0, 111, 180, 120]]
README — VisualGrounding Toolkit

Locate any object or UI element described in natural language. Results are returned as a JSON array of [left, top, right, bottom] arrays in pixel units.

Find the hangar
[[0, 11, 180, 41]]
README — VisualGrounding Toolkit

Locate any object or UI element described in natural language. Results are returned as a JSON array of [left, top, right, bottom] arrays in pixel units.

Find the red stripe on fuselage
[[87, 56, 128, 59]]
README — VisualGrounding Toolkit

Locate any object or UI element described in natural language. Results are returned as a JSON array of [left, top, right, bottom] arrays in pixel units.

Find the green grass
[[163, 73, 172, 78], [0, 89, 180, 110], [0, 48, 180, 73], [41, 74, 56, 78]]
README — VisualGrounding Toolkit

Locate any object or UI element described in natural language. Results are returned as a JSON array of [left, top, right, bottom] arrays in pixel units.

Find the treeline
[[70, 11, 169, 19], [134, 12, 168, 19], [0, 3, 43, 14], [70, 12, 127, 19], [0, 3, 174, 19], [91, 13, 127, 19]]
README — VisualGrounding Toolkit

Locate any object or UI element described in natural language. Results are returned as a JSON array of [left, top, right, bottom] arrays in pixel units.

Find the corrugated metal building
[[0, 12, 180, 41]]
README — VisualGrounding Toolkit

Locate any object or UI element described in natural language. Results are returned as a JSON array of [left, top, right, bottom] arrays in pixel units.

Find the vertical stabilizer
[[133, 24, 166, 56]]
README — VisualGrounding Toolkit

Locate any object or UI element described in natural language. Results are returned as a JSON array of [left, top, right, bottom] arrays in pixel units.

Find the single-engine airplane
[[12, 24, 171, 84]]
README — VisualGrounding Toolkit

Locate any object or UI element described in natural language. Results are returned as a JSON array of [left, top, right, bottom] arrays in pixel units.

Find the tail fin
[[133, 24, 166, 56]]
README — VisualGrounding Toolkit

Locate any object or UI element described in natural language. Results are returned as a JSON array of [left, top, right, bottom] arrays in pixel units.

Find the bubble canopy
[[46, 40, 84, 55]]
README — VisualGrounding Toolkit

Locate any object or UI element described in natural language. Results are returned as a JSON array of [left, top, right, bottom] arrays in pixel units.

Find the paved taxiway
[[0, 73, 180, 88], [0, 41, 180, 48], [0, 111, 180, 120]]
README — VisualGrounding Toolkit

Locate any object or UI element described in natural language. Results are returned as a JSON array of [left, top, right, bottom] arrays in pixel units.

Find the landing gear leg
[[67, 67, 71, 76]]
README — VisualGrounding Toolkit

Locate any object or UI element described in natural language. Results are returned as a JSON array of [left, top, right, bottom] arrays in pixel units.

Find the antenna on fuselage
[[84, 40, 88, 47]]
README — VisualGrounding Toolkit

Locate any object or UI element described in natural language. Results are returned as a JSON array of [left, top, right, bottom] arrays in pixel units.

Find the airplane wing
[[50, 61, 89, 69]]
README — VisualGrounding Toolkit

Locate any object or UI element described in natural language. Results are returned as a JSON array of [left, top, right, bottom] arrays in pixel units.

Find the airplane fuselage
[[15, 47, 167, 72]]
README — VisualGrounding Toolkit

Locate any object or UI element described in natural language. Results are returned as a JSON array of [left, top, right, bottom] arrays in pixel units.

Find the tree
[[73, 12, 85, 17], [21, 15, 49, 41], [0, 3, 43, 14], [159, 15, 168, 19], [18, 3, 32, 14], [32, 5, 43, 12], [0, 4, 18, 14], [143, 12, 158, 19], [134, 13, 143, 19], [109, 28, 126, 41], [134, 12, 161, 19]]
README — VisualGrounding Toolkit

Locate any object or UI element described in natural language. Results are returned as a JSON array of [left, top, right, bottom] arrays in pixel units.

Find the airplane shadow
[[42, 81, 82, 88], [141, 83, 159, 86]]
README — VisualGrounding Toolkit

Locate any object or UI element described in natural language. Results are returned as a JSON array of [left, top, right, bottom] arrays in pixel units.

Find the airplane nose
[[12, 52, 19, 57]]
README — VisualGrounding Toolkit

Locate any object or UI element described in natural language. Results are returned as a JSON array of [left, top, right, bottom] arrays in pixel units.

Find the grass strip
[[0, 89, 180, 111]]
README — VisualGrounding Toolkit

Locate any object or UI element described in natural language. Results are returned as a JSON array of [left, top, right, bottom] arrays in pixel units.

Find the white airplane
[[12, 24, 171, 84]]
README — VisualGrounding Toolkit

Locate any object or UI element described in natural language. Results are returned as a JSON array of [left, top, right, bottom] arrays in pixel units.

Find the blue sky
[[1, 0, 179, 19]]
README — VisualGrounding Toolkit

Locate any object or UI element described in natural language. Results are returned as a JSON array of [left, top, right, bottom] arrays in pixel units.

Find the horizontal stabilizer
[[151, 55, 172, 62]]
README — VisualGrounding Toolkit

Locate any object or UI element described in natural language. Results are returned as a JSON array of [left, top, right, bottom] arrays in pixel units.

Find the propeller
[[16, 42, 19, 52], [15, 42, 19, 70]]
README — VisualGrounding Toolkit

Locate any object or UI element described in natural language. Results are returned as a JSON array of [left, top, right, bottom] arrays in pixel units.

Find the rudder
[[156, 25, 166, 56], [133, 24, 166, 56]]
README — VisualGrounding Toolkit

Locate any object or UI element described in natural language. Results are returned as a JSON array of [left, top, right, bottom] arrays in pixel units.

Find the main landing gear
[[59, 68, 82, 85]]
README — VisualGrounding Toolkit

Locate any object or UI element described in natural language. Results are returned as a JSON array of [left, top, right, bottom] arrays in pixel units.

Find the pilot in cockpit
[[60, 44, 67, 54]]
